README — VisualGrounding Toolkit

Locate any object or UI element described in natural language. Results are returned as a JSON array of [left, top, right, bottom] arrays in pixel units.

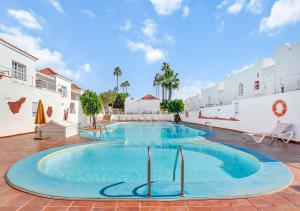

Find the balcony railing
[[186, 72, 300, 111], [1, 65, 74, 99]]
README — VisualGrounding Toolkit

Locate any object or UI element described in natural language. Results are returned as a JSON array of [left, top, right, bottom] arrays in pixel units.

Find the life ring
[[272, 100, 287, 117]]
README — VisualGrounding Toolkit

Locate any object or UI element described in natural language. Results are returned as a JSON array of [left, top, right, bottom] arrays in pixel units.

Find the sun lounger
[[244, 123, 294, 143]]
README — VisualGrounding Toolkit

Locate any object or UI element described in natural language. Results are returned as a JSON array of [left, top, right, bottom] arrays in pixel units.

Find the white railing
[[186, 73, 300, 111], [0, 65, 35, 86], [0, 65, 75, 99]]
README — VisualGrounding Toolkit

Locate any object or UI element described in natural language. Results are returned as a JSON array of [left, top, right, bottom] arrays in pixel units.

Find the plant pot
[[174, 114, 181, 124]]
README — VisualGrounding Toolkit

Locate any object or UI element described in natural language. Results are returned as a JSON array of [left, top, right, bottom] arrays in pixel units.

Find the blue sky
[[0, 0, 300, 99]]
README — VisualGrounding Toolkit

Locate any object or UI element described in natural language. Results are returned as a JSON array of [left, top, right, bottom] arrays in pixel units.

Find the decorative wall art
[[8, 97, 26, 114]]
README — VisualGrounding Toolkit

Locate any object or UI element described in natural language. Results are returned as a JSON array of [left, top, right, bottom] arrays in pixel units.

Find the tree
[[120, 82, 125, 93], [99, 91, 116, 114], [80, 90, 102, 128], [160, 100, 169, 113], [153, 73, 163, 98], [113, 93, 128, 109], [157, 62, 180, 101], [124, 80, 130, 94], [167, 99, 184, 115], [168, 73, 180, 100], [113, 66, 122, 93]]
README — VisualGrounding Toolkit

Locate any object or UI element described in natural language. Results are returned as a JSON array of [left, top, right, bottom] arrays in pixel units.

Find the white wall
[[275, 42, 300, 91], [125, 98, 160, 114], [201, 82, 224, 107], [182, 90, 300, 142], [0, 42, 36, 86], [185, 94, 201, 111], [0, 80, 81, 137], [55, 76, 72, 99]]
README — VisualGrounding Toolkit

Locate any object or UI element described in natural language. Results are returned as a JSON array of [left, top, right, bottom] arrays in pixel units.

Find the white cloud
[[247, 0, 263, 14], [218, 20, 225, 32], [0, 24, 88, 81], [49, 0, 64, 13], [149, 0, 183, 16], [7, 9, 42, 30], [141, 19, 157, 39], [227, 0, 246, 14], [217, 0, 229, 9], [259, 0, 300, 33], [182, 5, 189, 18], [127, 40, 165, 63], [82, 9, 96, 18], [82, 63, 92, 73], [173, 80, 214, 100], [120, 20, 134, 32], [164, 33, 175, 45]]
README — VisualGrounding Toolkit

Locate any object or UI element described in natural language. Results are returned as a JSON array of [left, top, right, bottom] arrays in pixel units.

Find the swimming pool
[[6, 122, 292, 199]]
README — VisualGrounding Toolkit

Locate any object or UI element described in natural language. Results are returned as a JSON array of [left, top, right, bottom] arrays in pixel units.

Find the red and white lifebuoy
[[272, 100, 287, 117]]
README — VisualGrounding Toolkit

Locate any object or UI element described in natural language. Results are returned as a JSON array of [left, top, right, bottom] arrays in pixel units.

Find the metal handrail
[[147, 145, 151, 197], [205, 122, 212, 133], [172, 146, 184, 197]]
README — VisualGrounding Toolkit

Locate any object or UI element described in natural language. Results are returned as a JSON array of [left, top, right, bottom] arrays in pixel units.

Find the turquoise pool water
[[6, 122, 292, 199]]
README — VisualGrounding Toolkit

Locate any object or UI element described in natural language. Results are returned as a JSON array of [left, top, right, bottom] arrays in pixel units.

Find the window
[[234, 102, 239, 115], [12, 61, 26, 81], [32, 102, 38, 117], [238, 83, 244, 96], [61, 85, 67, 97], [208, 96, 212, 105], [281, 84, 285, 93], [254, 80, 260, 90]]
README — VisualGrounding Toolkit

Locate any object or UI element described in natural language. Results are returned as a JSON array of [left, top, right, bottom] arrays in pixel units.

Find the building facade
[[0, 38, 84, 137], [185, 42, 300, 110]]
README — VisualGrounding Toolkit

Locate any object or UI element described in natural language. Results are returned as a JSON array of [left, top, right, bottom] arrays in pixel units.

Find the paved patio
[[0, 124, 300, 211]]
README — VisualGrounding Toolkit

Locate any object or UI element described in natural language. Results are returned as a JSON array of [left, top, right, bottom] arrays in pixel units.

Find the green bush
[[167, 99, 184, 114], [160, 100, 169, 111], [113, 93, 128, 109]]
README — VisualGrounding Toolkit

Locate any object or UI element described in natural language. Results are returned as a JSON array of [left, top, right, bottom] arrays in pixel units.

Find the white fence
[[182, 90, 300, 142]]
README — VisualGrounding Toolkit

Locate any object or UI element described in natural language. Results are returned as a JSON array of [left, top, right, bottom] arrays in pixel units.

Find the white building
[[183, 41, 300, 142], [0, 38, 38, 86], [185, 41, 300, 110], [0, 38, 85, 137], [125, 94, 160, 114], [185, 94, 201, 112]]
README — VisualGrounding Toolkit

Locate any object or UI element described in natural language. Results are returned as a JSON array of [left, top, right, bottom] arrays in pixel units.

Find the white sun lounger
[[244, 123, 294, 143]]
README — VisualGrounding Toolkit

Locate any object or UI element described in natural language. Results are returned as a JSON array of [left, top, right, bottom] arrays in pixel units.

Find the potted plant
[[167, 99, 185, 123]]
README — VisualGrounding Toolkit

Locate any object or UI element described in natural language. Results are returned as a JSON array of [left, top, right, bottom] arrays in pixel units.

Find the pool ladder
[[205, 122, 213, 133], [147, 146, 184, 198]]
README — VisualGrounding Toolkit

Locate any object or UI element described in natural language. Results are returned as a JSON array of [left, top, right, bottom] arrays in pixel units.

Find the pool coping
[[5, 122, 294, 201], [5, 143, 293, 201]]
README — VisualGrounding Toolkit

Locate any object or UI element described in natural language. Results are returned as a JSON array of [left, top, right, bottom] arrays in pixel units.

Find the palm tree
[[124, 80, 130, 94], [120, 82, 126, 93], [169, 73, 180, 100], [156, 62, 180, 101], [113, 66, 122, 93], [161, 62, 173, 100]]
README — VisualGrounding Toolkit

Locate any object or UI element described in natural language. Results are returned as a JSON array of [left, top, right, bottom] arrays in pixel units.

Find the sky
[[0, 0, 300, 99]]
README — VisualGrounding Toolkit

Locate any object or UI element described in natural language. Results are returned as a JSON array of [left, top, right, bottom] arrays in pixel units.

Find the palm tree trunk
[[168, 88, 172, 101], [126, 86, 127, 94], [117, 76, 119, 93], [162, 86, 164, 100]]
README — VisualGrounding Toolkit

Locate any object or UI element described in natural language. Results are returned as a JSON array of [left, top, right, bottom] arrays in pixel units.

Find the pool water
[[38, 144, 259, 183], [80, 122, 212, 145], [6, 122, 293, 199]]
